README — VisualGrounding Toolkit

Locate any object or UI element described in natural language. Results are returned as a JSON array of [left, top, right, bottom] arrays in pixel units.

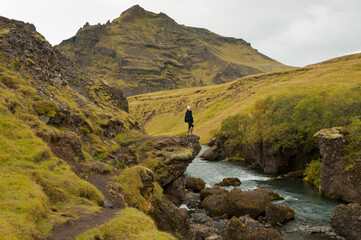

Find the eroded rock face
[[151, 135, 201, 187], [315, 127, 361, 203], [186, 177, 206, 192], [164, 177, 185, 206], [331, 203, 361, 240], [203, 137, 312, 174], [150, 196, 191, 240], [222, 216, 283, 240]]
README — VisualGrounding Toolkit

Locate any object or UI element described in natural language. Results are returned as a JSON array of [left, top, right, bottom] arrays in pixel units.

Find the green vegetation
[[304, 159, 322, 188], [0, 103, 103, 239], [75, 208, 175, 240], [217, 85, 361, 152], [129, 53, 361, 144], [0, 19, 141, 239], [109, 166, 162, 213]]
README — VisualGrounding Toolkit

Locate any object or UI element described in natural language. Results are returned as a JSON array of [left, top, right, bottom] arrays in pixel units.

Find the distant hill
[[56, 5, 291, 96], [129, 52, 361, 143]]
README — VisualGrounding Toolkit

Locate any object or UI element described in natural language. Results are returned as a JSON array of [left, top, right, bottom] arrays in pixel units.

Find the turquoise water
[[184, 146, 343, 239]]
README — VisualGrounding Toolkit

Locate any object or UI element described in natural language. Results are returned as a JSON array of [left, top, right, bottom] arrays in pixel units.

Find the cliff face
[[314, 127, 361, 203], [56, 5, 291, 96]]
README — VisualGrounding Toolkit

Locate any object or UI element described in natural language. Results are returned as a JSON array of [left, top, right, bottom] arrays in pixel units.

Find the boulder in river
[[253, 188, 284, 201], [222, 216, 283, 240], [216, 177, 241, 187], [265, 203, 295, 226], [200, 185, 228, 200], [331, 203, 361, 240], [201, 188, 271, 219], [186, 177, 206, 192]]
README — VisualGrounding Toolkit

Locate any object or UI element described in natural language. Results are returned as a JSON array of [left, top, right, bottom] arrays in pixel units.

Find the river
[[184, 146, 343, 240]]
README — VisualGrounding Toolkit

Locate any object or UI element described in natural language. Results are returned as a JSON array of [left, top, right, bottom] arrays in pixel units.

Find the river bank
[[184, 146, 344, 240]]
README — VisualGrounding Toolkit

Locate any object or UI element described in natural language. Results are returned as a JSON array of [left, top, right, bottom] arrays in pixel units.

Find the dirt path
[[46, 208, 119, 240], [45, 172, 125, 240]]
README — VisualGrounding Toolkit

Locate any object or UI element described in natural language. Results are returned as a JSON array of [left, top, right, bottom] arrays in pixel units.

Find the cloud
[[0, 0, 360, 66]]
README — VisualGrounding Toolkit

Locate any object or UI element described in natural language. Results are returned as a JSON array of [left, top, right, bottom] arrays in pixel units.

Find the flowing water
[[184, 146, 343, 239]]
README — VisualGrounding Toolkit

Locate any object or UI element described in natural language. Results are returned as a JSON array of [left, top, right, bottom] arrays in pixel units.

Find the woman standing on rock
[[185, 106, 194, 135]]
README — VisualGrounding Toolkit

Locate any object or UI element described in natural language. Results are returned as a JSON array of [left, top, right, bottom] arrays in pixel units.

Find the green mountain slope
[[56, 5, 291, 96], [129, 52, 361, 143], [0, 16, 140, 238]]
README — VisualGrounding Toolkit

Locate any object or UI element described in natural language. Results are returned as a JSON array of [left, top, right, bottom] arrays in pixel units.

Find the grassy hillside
[[0, 16, 143, 239], [56, 5, 291, 96], [129, 53, 361, 144]]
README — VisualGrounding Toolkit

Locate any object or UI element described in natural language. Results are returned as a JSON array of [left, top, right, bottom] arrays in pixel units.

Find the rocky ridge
[[56, 5, 290, 96]]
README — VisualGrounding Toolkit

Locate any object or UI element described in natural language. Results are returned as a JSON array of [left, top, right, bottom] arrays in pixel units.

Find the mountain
[[129, 52, 361, 143], [56, 5, 291, 96]]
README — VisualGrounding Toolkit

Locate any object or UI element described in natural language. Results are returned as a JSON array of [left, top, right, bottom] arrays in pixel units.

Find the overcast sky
[[1, 0, 360, 67]]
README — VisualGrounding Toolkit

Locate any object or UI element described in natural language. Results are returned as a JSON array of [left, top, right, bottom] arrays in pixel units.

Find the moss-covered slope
[[0, 16, 143, 239], [56, 5, 291, 96]]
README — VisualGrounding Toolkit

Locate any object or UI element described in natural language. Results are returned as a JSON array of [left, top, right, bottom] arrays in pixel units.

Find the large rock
[[226, 188, 270, 219], [200, 145, 227, 161], [164, 176, 185, 206], [201, 139, 227, 161], [253, 188, 284, 201], [216, 177, 241, 187], [315, 127, 361, 203], [150, 196, 191, 240], [222, 216, 283, 240], [186, 177, 206, 192], [200, 194, 229, 217], [201, 188, 272, 219], [190, 223, 221, 240], [184, 190, 201, 209], [153, 135, 201, 187], [200, 185, 228, 200], [331, 203, 361, 240], [265, 203, 295, 226]]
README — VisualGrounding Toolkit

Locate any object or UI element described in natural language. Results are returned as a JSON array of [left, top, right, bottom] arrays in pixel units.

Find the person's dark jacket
[[185, 110, 193, 123]]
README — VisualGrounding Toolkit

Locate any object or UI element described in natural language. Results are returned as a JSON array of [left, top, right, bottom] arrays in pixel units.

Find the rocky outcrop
[[330, 203, 361, 240], [216, 177, 241, 187], [265, 203, 295, 226], [150, 196, 191, 240], [164, 177, 185, 206], [186, 177, 206, 192], [315, 127, 361, 203], [222, 216, 283, 240], [202, 138, 312, 174], [117, 135, 201, 188]]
